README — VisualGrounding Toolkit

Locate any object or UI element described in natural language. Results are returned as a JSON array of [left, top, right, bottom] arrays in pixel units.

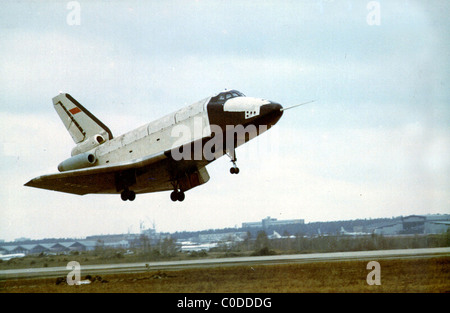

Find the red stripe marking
[[69, 107, 81, 115]]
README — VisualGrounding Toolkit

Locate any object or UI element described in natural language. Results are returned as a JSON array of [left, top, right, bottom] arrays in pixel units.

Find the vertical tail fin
[[52, 93, 113, 144]]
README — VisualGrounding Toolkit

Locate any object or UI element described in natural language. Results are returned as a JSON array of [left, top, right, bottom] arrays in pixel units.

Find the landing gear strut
[[226, 150, 240, 175], [121, 189, 136, 201]]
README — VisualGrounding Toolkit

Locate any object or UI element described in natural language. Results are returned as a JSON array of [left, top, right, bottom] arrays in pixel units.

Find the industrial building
[[198, 232, 247, 243], [242, 216, 305, 229], [0, 240, 128, 256], [374, 214, 450, 235]]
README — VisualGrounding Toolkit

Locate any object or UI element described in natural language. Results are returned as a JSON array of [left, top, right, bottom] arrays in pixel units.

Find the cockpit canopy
[[209, 89, 245, 105]]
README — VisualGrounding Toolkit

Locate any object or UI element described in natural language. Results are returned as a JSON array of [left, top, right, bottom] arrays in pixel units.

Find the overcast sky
[[1, 0, 449, 241]]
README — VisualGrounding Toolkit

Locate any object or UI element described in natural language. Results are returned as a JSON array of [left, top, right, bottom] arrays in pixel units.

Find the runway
[[1, 247, 449, 280]]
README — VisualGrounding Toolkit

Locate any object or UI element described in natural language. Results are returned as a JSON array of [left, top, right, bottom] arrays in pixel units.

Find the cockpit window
[[209, 89, 245, 105]]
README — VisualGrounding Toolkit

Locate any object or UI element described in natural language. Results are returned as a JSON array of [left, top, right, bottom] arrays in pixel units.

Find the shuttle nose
[[261, 101, 283, 116], [259, 101, 283, 126], [269, 102, 283, 112]]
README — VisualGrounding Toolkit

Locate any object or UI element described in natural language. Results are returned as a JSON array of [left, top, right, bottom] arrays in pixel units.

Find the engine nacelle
[[71, 134, 106, 156], [58, 152, 97, 172]]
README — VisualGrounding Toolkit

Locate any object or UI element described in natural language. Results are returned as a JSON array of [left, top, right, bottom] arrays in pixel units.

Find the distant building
[[425, 221, 450, 234], [86, 233, 137, 243], [374, 214, 450, 235], [0, 246, 16, 254], [402, 215, 426, 234], [374, 223, 404, 235], [198, 232, 246, 243], [51, 242, 75, 253], [8, 245, 33, 255], [105, 240, 130, 249], [70, 241, 97, 251], [242, 216, 304, 229], [0, 239, 133, 256], [241, 221, 262, 229], [30, 244, 53, 254]]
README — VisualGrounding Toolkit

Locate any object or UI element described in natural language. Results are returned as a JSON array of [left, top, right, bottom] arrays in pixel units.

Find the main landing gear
[[170, 189, 185, 202], [170, 180, 185, 202], [116, 170, 137, 201], [121, 188, 136, 201]]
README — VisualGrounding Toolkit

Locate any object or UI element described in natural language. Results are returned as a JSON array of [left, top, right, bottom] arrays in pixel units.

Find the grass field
[[1, 256, 448, 293]]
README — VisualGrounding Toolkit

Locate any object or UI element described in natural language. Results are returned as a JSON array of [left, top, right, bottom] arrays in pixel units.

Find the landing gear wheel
[[170, 190, 185, 202], [128, 191, 136, 201], [177, 191, 185, 202], [121, 189, 136, 201], [170, 191, 178, 202], [230, 167, 240, 174]]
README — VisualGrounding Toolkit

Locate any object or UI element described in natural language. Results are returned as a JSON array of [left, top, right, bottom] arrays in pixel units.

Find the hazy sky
[[1, 0, 449, 241]]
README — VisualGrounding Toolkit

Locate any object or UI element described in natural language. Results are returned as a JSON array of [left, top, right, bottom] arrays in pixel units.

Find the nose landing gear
[[226, 150, 240, 175], [170, 180, 185, 202]]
